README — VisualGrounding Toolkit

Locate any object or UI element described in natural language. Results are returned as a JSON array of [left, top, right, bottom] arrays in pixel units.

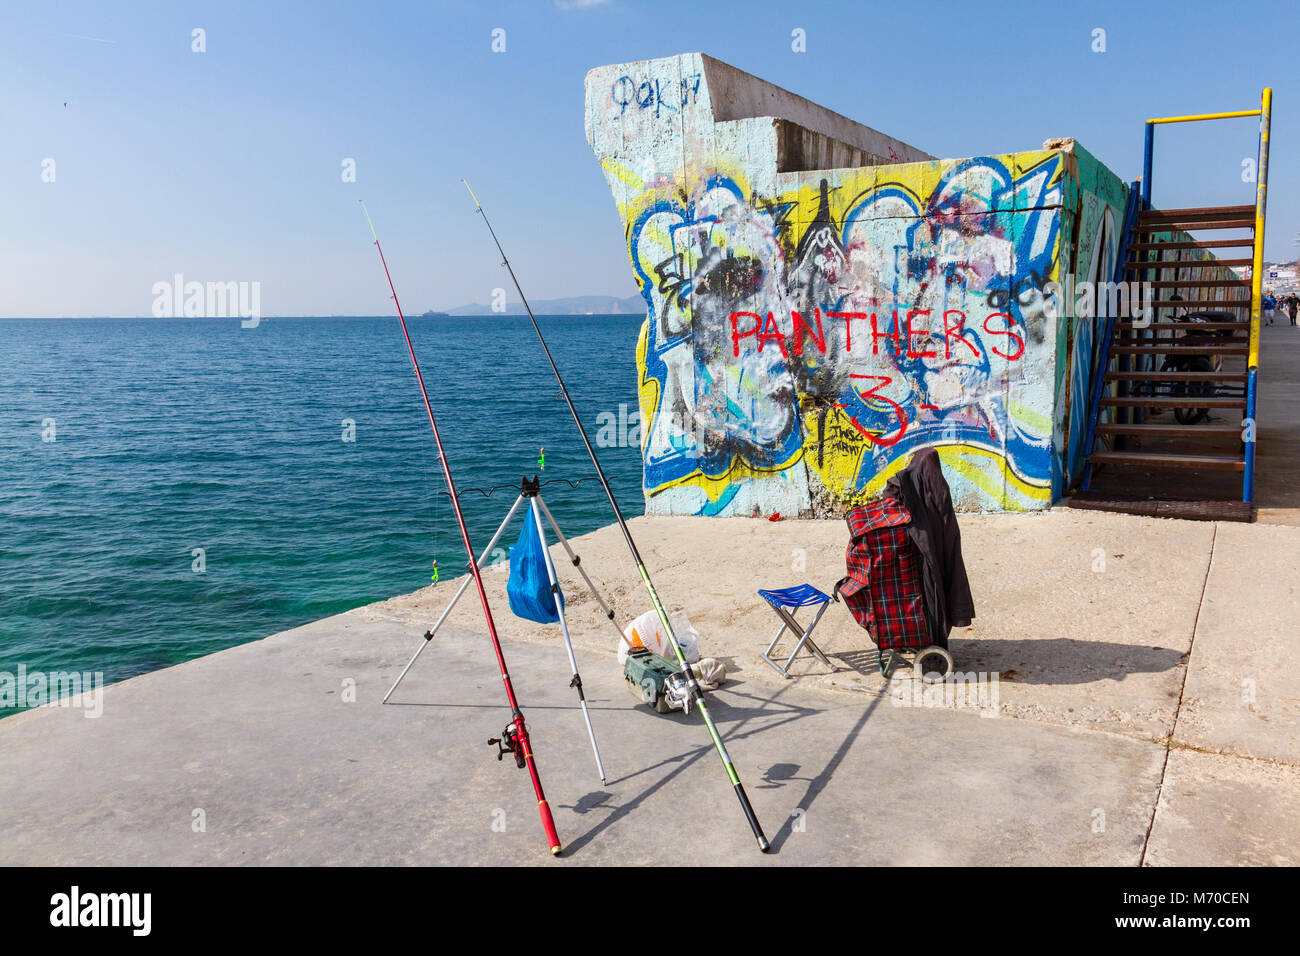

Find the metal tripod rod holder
[[383, 477, 620, 784]]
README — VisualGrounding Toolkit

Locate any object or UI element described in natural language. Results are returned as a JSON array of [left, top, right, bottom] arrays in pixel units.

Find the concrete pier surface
[[1, 325, 1297, 866], [2, 513, 1296, 866]]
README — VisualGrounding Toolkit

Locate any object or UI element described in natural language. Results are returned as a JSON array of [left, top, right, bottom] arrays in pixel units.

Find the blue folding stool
[[757, 584, 838, 678]]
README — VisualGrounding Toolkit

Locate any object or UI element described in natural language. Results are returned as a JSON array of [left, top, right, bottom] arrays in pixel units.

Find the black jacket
[[883, 448, 975, 647]]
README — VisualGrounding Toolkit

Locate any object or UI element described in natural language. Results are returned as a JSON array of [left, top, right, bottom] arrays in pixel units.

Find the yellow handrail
[[1146, 109, 1261, 125], [1249, 88, 1271, 370]]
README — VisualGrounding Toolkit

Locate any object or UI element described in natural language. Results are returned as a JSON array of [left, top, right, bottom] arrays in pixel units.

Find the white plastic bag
[[619, 609, 701, 665]]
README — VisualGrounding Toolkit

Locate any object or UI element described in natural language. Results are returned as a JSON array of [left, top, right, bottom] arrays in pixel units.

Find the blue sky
[[4, 0, 1296, 317]]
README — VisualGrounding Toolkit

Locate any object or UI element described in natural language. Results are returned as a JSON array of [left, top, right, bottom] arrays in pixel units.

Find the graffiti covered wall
[[585, 53, 1124, 515]]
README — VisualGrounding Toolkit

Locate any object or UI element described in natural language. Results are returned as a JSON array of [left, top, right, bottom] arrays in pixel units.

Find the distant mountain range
[[443, 294, 644, 316]]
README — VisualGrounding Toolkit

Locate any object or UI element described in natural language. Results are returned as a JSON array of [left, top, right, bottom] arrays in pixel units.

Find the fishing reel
[[488, 723, 527, 769], [663, 671, 702, 716]]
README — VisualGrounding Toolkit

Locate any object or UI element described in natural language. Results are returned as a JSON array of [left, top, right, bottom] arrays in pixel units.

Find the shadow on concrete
[[955, 638, 1187, 685], [558, 791, 619, 815], [831, 638, 1184, 687], [561, 681, 825, 857], [756, 762, 813, 789], [830, 646, 885, 677], [767, 686, 887, 853]]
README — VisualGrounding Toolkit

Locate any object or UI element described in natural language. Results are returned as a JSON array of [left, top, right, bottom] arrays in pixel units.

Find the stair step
[[1114, 322, 1249, 331], [1087, 450, 1244, 470], [1148, 299, 1250, 309], [1104, 370, 1248, 382], [1128, 238, 1255, 251], [1149, 278, 1250, 288], [1138, 204, 1255, 222], [1125, 257, 1255, 270], [1095, 423, 1242, 438], [1067, 493, 1252, 522], [1101, 396, 1246, 409], [1136, 219, 1254, 232], [1109, 344, 1247, 355]]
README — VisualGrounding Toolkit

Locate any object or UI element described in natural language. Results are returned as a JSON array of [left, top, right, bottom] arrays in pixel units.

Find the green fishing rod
[[461, 179, 770, 853]]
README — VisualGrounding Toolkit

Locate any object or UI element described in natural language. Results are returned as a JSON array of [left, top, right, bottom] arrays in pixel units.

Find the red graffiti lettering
[[846, 373, 909, 446], [730, 311, 762, 357], [790, 308, 827, 355], [826, 311, 869, 352], [943, 309, 981, 360], [906, 309, 936, 359], [983, 311, 1025, 360], [729, 308, 1020, 363], [871, 311, 900, 356], [756, 311, 789, 357]]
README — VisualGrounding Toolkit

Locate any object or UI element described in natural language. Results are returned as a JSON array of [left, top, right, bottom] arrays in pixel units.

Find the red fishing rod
[[360, 201, 561, 856]]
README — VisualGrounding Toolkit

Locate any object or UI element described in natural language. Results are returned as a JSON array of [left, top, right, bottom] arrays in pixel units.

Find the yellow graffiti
[[800, 404, 875, 509], [600, 156, 644, 195], [1005, 398, 1052, 436]]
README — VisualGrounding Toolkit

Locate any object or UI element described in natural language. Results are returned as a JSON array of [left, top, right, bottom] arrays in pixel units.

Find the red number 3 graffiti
[[838, 374, 909, 447]]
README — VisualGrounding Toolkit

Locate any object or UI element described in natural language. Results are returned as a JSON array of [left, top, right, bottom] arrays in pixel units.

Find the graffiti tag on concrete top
[[610, 73, 702, 118]]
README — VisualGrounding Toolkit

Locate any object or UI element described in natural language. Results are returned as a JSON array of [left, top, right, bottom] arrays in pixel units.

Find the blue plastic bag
[[507, 510, 565, 623]]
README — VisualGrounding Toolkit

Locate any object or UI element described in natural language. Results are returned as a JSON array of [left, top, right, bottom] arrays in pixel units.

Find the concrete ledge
[[0, 612, 1162, 866]]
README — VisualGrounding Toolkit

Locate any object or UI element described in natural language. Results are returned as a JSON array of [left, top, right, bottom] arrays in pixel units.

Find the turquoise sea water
[[0, 315, 645, 708]]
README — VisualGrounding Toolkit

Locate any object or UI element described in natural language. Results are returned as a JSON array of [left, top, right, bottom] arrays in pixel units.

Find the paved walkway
[[1254, 322, 1300, 523]]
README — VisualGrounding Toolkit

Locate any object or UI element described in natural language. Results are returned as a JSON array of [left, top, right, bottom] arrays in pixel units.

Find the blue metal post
[[1243, 369, 1257, 503], [1142, 123, 1154, 206]]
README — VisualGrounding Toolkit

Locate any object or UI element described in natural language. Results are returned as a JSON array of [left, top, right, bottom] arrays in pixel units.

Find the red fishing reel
[[488, 723, 526, 769]]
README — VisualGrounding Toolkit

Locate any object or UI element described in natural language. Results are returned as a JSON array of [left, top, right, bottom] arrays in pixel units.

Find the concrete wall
[[584, 52, 1228, 515]]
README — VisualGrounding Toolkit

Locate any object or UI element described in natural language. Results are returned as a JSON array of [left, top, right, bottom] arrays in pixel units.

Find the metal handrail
[[1146, 109, 1261, 125]]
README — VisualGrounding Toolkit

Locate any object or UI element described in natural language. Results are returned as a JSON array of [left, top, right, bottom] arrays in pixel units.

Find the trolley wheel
[[914, 646, 954, 683]]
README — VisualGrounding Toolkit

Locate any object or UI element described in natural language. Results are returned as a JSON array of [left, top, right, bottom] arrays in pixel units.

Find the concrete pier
[[2, 320, 1298, 865]]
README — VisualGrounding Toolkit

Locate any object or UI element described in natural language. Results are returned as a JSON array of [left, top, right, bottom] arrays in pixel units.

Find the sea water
[[0, 315, 645, 708]]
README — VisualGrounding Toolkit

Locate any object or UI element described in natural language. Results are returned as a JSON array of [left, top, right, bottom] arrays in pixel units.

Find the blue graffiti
[[610, 73, 702, 118]]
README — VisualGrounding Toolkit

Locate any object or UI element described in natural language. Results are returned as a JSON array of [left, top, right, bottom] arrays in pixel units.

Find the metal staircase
[[1070, 91, 1272, 521]]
